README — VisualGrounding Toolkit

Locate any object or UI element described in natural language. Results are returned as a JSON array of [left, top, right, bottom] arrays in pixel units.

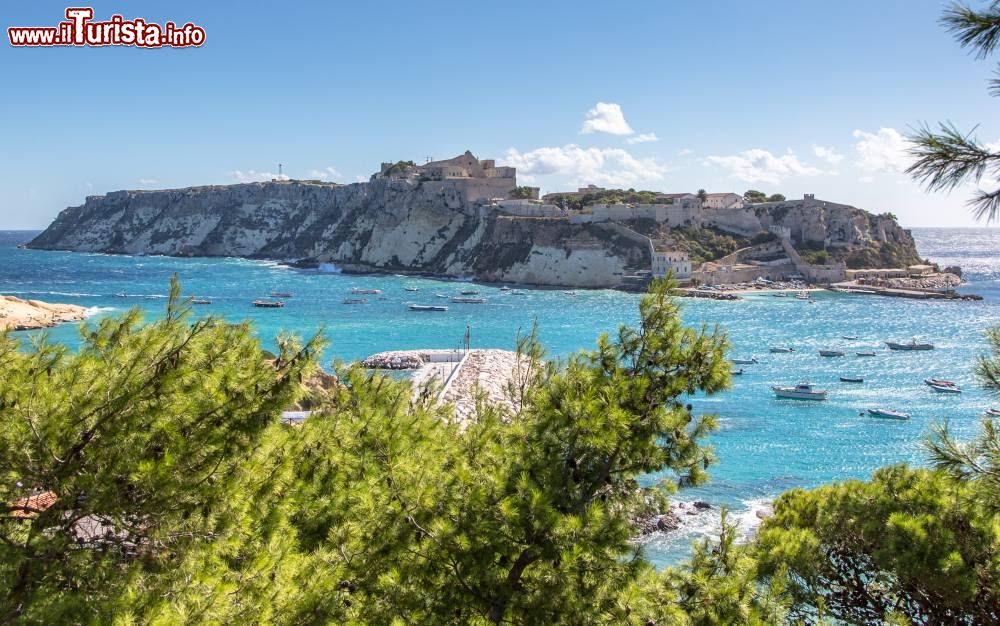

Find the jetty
[[830, 282, 982, 301], [362, 348, 527, 426]]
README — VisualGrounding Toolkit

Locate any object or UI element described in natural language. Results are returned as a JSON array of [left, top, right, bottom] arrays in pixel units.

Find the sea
[[2, 228, 999, 567]]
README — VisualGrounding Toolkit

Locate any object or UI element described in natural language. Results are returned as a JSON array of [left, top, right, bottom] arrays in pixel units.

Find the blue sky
[[2, 0, 999, 229]]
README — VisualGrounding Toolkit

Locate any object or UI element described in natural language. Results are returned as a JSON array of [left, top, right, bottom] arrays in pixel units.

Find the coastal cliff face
[[29, 180, 648, 288]]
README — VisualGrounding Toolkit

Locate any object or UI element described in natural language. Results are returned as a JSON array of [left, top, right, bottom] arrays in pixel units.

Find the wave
[[84, 306, 116, 317], [318, 263, 342, 274]]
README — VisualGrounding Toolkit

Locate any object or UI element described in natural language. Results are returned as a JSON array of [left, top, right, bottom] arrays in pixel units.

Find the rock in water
[[0, 296, 88, 331]]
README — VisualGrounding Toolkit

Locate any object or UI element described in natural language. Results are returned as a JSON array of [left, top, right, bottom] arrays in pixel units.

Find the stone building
[[703, 192, 744, 210], [652, 249, 691, 279]]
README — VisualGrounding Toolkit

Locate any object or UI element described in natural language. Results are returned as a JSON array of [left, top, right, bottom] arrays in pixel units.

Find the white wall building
[[653, 249, 692, 279], [703, 192, 744, 210]]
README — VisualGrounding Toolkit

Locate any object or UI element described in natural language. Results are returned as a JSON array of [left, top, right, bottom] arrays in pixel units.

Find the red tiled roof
[[9, 491, 57, 519]]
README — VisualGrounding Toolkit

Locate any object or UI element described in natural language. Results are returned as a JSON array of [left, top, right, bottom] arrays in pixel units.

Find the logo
[[8, 7, 206, 48]]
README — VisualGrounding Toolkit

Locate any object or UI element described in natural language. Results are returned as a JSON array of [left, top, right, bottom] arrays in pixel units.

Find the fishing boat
[[343, 298, 368, 304], [731, 368, 744, 376], [924, 378, 956, 387], [986, 408, 1000, 417], [270, 291, 293, 298], [795, 291, 811, 300], [819, 350, 845, 357], [451, 297, 487, 304], [868, 408, 910, 420], [253, 300, 285, 308], [856, 351, 877, 357], [460, 290, 480, 296], [930, 383, 962, 394], [731, 357, 758, 365], [839, 376, 864, 383], [769, 346, 794, 353], [772, 382, 827, 400], [405, 287, 419, 292], [351, 288, 382, 295], [842, 335, 858, 340], [886, 339, 934, 351], [191, 298, 212, 305], [408, 304, 448, 312]]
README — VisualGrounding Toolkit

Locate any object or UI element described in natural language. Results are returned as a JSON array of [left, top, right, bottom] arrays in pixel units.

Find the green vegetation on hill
[[547, 188, 661, 211], [383, 160, 416, 177], [509, 186, 536, 199]]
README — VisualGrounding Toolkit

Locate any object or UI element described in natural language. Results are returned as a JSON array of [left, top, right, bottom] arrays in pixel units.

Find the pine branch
[[942, 1, 1000, 59]]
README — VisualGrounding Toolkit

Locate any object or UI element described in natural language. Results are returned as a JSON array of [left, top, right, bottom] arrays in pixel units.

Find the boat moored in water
[[451, 297, 487, 304], [772, 382, 828, 400], [842, 335, 858, 340], [839, 376, 864, 383], [924, 378, 956, 387], [731, 368, 744, 375], [732, 357, 758, 365], [270, 291, 293, 298], [986, 408, 1000, 417], [868, 408, 910, 420], [405, 287, 419, 292], [769, 346, 794, 353], [856, 351, 877, 357], [819, 350, 845, 357], [343, 298, 368, 304], [253, 300, 284, 308], [886, 340, 934, 351], [191, 298, 212, 305], [351, 288, 382, 295], [408, 304, 448, 312], [930, 383, 962, 394]]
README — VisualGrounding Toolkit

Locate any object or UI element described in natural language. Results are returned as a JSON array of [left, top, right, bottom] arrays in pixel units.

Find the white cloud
[[853, 127, 910, 173], [812, 145, 844, 164], [580, 102, 634, 136], [501, 144, 667, 187], [307, 166, 341, 180], [705, 149, 822, 185], [138, 178, 159, 185], [626, 132, 658, 144], [231, 170, 289, 183], [859, 175, 875, 183], [677, 148, 694, 156]]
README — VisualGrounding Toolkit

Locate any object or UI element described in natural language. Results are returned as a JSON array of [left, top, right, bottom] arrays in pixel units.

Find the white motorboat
[[769, 346, 794, 353], [351, 288, 382, 295], [405, 287, 419, 292], [985, 408, 1000, 417], [451, 297, 487, 304], [795, 291, 811, 300], [819, 350, 845, 357], [856, 351, 877, 357], [930, 383, 961, 394], [732, 357, 758, 365], [924, 378, 956, 388], [868, 408, 910, 420], [886, 340, 934, 351], [772, 382, 827, 400]]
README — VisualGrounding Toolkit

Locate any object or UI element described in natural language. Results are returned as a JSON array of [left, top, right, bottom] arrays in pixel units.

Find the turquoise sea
[[2, 228, 999, 566]]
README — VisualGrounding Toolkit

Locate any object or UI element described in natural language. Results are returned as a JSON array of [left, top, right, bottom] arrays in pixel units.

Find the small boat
[[842, 335, 858, 340], [451, 297, 487, 304], [839, 376, 864, 383], [924, 378, 956, 387], [868, 408, 910, 420], [435, 293, 449, 299], [795, 291, 811, 300], [408, 304, 448, 312], [731, 369, 744, 376], [510, 290, 526, 295], [499, 286, 512, 291], [856, 351, 877, 357], [114, 292, 127, 298], [819, 350, 845, 357], [405, 287, 419, 292], [270, 291, 293, 298], [769, 346, 794, 353], [343, 298, 368, 304], [986, 408, 1000, 417], [253, 300, 285, 308], [930, 383, 962, 394], [886, 340, 934, 351], [772, 292, 788, 298], [772, 382, 827, 401], [564, 291, 577, 296], [731, 357, 758, 365], [351, 288, 382, 295], [460, 290, 480, 296], [191, 299, 212, 305]]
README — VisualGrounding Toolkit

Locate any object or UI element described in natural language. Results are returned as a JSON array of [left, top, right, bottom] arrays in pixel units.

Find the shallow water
[[2, 228, 998, 565]]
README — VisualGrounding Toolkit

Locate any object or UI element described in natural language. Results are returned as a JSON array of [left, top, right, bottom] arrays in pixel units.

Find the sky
[[2, 0, 999, 229]]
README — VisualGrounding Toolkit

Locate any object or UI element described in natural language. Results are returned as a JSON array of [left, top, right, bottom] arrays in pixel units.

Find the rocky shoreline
[[0, 296, 88, 331]]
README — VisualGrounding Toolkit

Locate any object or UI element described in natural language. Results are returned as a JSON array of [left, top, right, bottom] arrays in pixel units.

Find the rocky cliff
[[29, 180, 649, 288]]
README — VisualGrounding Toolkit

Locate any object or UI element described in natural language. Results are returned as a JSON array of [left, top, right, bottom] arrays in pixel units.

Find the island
[[0, 296, 88, 331], [29, 150, 938, 290]]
